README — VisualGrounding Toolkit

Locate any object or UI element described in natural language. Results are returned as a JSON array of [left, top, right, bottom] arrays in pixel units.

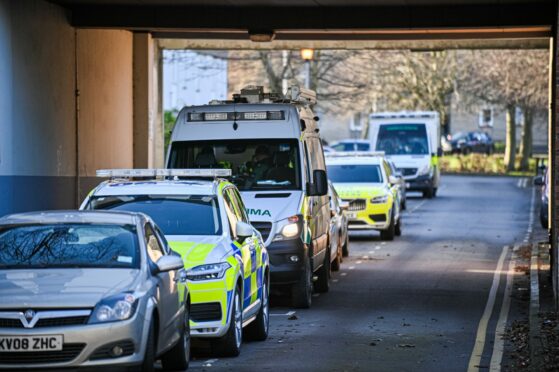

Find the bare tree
[[458, 49, 548, 171]]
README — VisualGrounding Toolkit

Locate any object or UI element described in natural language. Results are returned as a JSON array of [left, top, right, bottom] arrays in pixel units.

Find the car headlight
[[417, 164, 432, 176], [186, 262, 231, 281], [90, 293, 138, 324], [273, 215, 301, 242], [370, 195, 389, 204]]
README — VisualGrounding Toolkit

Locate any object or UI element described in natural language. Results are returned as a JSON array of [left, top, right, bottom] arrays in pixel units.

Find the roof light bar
[[96, 169, 232, 178], [188, 111, 284, 122], [325, 151, 386, 158]]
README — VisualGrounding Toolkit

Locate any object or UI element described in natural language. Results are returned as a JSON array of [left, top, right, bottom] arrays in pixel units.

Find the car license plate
[[346, 212, 357, 219], [0, 335, 63, 352]]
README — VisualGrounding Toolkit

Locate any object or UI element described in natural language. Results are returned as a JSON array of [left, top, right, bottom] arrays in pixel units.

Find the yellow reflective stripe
[[431, 155, 439, 166], [169, 241, 216, 263]]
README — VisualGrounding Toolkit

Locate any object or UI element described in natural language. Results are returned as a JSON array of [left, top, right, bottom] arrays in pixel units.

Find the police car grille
[[0, 343, 85, 364], [0, 316, 89, 329], [252, 222, 272, 241], [191, 303, 222, 322], [399, 168, 417, 176], [345, 199, 366, 211]]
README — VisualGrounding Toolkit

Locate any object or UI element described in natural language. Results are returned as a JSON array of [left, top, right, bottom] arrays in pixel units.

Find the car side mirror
[[236, 221, 253, 243], [394, 171, 403, 178], [339, 201, 349, 212], [534, 176, 545, 186], [311, 169, 328, 196], [388, 175, 399, 185], [154, 255, 184, 274]]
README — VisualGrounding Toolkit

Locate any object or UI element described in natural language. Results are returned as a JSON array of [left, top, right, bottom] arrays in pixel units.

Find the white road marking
[[332, 279, 339, 283], [270, 311, 296, 317], [356, 260, 362, 264], [516, 178, 522, 188], [489, 251, 516, 371], [349, 266, 355, 270], [203, 358, 219, 367], [467, 245, 509, 372], [408, 200, 427, 215], [341, 272, 347, 276]]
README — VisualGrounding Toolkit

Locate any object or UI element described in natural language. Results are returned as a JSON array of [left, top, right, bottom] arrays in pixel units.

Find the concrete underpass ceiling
[[50, 0, 554, 49]]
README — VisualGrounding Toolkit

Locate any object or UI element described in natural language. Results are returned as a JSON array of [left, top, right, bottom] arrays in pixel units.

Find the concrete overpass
[[1, 1, 557, 291]]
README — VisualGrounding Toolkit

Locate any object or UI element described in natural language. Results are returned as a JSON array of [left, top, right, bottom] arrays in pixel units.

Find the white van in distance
[[368, 111, 441, 198], [166, 86, 332, 308]]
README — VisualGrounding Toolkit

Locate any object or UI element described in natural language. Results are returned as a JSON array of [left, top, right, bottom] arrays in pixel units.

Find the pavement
[[187, 175, 534, 372]]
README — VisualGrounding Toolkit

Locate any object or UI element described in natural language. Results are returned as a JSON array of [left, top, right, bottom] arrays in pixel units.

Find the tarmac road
[[187, 175, 533, 372]]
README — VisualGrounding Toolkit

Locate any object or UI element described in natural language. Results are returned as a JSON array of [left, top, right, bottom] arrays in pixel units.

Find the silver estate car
[[0, 211, 190, 371]]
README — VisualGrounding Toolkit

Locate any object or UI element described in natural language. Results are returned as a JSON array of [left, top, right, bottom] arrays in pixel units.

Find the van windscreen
[[168, 139, 301, 191], [376, 124, 428, 155]]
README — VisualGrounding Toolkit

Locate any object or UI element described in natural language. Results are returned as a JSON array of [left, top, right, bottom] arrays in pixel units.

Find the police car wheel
[[292, 256, 312, 308], [380, 211, 396, 241], [315, 248, 330, 293], [246, 275, 270, 341], [212, 287, 242, 357], [395, 218, 402, 237], [161, 304, 190, 371]]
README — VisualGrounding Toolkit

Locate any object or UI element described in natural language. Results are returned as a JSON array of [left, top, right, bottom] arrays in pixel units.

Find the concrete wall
[[0, 0, 76, 216], [76, 29, 134, 199], [0, 0, 140, 216]]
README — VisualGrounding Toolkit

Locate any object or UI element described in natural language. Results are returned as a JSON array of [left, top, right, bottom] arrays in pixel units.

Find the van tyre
[[380, 210, 396, 241], [140, 319, 156, 372], [331, 240, 341, 272], [315, 248, 330, 293], [423, 187, 434, 199], [246, 275, 269, 341], [161, 304, 190, 371], [342, 236, 349, 257], [291, 256, 312, 308], [212, 287, 242, 357]]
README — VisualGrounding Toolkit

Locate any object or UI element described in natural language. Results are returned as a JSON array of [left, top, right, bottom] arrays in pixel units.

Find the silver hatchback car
[[0, 211, 190, 370]]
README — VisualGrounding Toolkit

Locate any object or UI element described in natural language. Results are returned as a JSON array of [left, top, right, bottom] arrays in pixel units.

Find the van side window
[[308, 138, 326, 173], [303, 140, 312, 181]]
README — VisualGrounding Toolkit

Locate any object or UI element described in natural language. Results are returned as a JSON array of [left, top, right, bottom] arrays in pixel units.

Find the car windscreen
[[168, 139, 301, 191], [0, 224, 139, 269], [327, 164, 383, 183], [87, 195, 222, 236], [376, 124, 429, 155]]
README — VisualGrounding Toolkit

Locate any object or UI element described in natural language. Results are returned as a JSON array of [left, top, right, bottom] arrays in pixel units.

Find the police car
[[80, 169, 270, 357], [325, 152, 402, 240]]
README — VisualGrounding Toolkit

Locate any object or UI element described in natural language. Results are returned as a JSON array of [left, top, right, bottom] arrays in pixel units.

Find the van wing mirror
[[307, 170, 328, 196]]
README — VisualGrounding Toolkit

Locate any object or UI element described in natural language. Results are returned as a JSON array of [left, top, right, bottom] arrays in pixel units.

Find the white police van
[[369, 111, 442, 198], [166, 86, 332, 308]]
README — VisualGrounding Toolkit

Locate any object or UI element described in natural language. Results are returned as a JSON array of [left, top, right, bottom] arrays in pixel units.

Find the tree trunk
[[504, 105, 516, 172], [519, 107, 533, 171]]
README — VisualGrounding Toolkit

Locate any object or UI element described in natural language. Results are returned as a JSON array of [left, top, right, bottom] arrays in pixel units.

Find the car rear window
[[327, 164, 383, 183]]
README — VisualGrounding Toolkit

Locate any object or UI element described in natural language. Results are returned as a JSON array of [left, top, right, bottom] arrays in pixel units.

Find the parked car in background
[[387, 160, 407, 210], [535, 167, 549, 229], [328, 181, 349, 268], [326, 152, 402, 240], [0, 211, 189, 371], [330, 139, 375, 152], [446, 131, 495, 155]]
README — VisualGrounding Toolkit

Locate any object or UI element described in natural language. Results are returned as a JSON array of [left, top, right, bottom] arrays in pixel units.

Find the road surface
[[188, 175, 533, 372]]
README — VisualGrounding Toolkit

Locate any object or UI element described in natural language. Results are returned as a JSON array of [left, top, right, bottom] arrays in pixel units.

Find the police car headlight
[[90, 293, 138, 324], [370, 195, 389, 204], [273, 215, 301, 242], [186, 263, 231, 281], [418, 164, 432, 176]]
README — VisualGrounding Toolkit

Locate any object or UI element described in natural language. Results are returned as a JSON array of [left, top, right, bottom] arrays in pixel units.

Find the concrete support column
[[133, 32, 164, 168], [553, 3, 559, 309]]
